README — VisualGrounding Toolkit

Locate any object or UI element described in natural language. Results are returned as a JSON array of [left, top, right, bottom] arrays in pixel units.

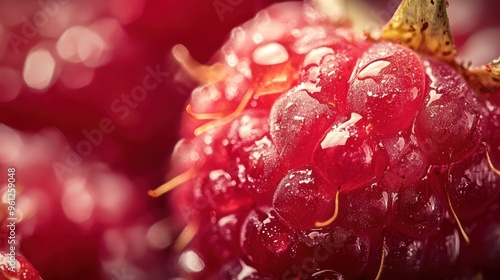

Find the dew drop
[[356, 59, 391, 80], [252, 33, 264, 44], [303, 47, 334, 67], [218, 214, 237, 227], [209, 169, 231, 181], [231, 27, 246, 43], [321, 113, 363, 148], [296, 66, 321, 94], [252, 42, 289, 66], [179, 250, 205, 273], [236, 259, 258, 280], [226, 52, 238, 67], [465, 110, 475, 129]]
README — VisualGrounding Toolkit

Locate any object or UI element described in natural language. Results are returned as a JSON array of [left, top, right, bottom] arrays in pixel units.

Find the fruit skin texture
[[169, 2, 500, 279]]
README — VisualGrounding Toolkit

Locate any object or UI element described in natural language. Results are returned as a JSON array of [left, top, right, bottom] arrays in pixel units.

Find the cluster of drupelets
[[148, 2, 500, 279]]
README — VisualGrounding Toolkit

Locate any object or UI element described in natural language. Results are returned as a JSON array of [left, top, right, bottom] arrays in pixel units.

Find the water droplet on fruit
[[411, 87, 419, 100], [356, 59, 391, 80], [230, 27, 246, 43], [217, 214, 238, 228], [297, 66, 321, 95], [465, 110, 475, 129], [252, 33, 264, 44], [209, 169, 231, 182], [426, 91, 441, 105], [303, 47, 334, 67], [204, 146, 213, 155], [226, 52, 238, 67], [321, 113, 362, 148], [252, 42, 289, 66], [311, 270, 345, 279], [179, 250, 205, 273], [236, 259, 259, 279]]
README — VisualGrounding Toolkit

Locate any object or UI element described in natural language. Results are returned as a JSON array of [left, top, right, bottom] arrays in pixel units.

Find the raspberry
[[0, 125, 164, 279], [150, 0, 500, 278]]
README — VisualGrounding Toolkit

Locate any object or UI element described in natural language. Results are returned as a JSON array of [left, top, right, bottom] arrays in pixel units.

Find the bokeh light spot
[[23, 49, 56, 90], [62, 178, 94, 223], [0, 125, 23, 162], [57, 26, 106, 66], [459, 28, 500, 66], [146, 219, 173, 250]]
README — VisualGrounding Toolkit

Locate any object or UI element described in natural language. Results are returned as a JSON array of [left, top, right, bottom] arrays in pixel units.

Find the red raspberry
[[150, 0, 500, 278], [0, 125, 164, 279]]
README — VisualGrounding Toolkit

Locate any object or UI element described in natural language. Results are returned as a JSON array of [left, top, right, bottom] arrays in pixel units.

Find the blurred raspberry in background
[[0, 0, 298, 279], [0, 0, 498, 279]]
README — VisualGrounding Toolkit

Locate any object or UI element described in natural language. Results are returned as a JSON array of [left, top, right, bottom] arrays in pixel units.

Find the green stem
[[381, 0, 456, 63]]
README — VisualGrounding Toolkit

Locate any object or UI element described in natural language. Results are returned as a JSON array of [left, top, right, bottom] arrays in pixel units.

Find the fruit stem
[[465, 58, 500, 94], [193, 89, 255, 136], [314, 187, 340, 228], [381, 0, 456, 63], [484, 142, 500, 175], [148, 168, 196, 197], [172, 44, 228, 84], [375, 235, 386, 280]]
